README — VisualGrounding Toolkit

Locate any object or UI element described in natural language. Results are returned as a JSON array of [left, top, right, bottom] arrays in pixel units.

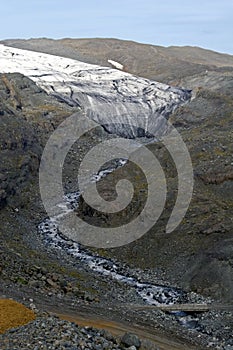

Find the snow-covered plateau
[[0, 44, 191, 138]]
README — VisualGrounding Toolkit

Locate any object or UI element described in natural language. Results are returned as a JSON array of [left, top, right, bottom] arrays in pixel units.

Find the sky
[[1, 0, 233, 54]]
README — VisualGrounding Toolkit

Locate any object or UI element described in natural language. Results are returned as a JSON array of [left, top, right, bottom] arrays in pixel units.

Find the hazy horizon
[[1, 0, 233, 55]]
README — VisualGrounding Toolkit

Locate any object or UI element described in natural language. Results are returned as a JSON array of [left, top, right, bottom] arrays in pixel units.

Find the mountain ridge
[[2, 38, 233, 85]]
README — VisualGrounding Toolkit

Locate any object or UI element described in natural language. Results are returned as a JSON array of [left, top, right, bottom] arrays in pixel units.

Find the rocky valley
[[0, 38, 233, 349]]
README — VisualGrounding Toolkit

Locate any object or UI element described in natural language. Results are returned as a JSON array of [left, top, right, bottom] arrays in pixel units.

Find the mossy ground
[[0, 299, 35, 334]]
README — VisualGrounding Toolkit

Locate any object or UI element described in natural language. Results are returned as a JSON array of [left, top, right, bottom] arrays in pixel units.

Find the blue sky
[[1, 0, 233, 54]]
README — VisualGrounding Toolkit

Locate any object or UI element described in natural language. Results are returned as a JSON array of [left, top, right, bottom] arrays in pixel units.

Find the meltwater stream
[[38, 159, 202, 330]]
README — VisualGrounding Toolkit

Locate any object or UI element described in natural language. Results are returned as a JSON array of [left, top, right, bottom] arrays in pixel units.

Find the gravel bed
[[0, 316, 143, 350]]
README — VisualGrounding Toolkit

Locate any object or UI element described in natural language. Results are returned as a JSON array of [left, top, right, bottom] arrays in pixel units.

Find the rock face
[[0, 44, 191, 138], [0, 72, 79, 208]]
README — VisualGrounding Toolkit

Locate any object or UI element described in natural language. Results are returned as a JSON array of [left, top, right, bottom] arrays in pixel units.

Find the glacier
[[0, 44, 191, 138]]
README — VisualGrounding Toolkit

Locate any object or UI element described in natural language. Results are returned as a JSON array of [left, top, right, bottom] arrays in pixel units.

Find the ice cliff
[[0, 44, 191, 138]]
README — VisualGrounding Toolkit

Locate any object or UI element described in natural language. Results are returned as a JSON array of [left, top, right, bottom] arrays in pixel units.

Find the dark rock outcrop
[[0, 72, 79, 208]]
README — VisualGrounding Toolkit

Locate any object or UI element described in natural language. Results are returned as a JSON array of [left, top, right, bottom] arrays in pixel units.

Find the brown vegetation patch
[[0, 299, 35, 334]]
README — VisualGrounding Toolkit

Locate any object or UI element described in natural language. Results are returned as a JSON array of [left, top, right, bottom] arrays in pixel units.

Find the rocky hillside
[[0, 39, 233, 349], [0, 72, 78, 209], [4, 37, 231, 302]]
